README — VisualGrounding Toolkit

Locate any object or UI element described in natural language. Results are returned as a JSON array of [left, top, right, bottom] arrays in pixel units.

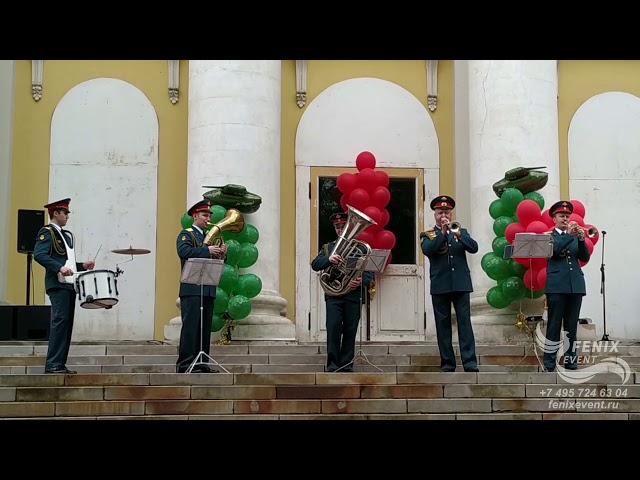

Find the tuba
[[319, 205, 377, 296], [204, 208, 245, 246]]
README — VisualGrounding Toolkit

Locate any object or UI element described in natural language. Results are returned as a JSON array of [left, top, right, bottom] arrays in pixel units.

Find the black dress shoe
[[191, 365, 219, 373], [543, 367, 556, 373], [440, 367, 456, 373], [563, 364, 578, 370], [464, 367, 480, 373], [45, 367, 77, 374]]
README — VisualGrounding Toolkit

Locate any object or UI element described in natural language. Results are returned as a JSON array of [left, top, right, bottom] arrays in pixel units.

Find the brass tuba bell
[[204, 208, 245, 246], [319, 205, 376, 296]]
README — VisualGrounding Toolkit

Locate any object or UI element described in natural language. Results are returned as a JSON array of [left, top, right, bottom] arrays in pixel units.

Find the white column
[[0, 61, 15, 303], [467, 60, 560, 341], [186, 60, 294, 341]]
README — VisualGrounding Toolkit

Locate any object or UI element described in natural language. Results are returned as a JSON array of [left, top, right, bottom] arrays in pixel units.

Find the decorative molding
[[168, 60, 180, 104], [295, 60, 308, 108], [31, 60, 43, 102], [426, 60, 439, 112]]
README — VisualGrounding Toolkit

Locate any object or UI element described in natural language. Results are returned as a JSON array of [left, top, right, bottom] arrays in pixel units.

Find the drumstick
[[92, 244, 102, 263]]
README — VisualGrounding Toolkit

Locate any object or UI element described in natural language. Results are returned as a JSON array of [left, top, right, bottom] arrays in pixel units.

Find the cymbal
[[111, 247, 151, 255]]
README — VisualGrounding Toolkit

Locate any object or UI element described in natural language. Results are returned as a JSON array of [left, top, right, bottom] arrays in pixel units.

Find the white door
[[309, 167, 425, 342]]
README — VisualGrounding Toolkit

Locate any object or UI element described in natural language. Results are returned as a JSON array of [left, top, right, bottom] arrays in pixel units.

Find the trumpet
[[449, 222, 461, 235], [587, 226, 599, 239]]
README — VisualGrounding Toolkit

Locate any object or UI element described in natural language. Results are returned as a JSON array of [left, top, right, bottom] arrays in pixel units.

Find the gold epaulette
[[419, 229, 437, 241]]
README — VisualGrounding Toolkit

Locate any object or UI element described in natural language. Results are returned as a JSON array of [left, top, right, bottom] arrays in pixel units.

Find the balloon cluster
[[336, 151, 396, 267], [482, 188, 599, 309], [180, 205, 262, 332]]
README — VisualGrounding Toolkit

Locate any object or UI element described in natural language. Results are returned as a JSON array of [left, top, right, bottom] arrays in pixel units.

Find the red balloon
[[569, 213, 585, 227], [526, 220, 549, 234], [356, 151, 376, 171], [570, 199, 586, 218], [536, 267, 547, 291], [376, 230, 396, 250], [524, 268, 542, 291], [516, 200, 542, 227], [505, 223, 526, 245], [357, 230, 374, 247], [357, 168, 377, 192], [375, 170, 389, 188], [579, 260, 587, 268], [541, 209, 555, 228], [348, 188, 370, 211], [584, 224, 599, 244], [378, 209, 390, 229], [371, 186, 391, 208], [583, 237, 594, 256], [336, 173, 357, 194], [362, 206, 382, 226], [514, 257, 546, 270], [339, 194, 348, 212]]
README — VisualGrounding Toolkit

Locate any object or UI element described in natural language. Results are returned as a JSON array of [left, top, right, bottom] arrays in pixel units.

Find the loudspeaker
[[15, 306, 50, 340], [17, 209, 45, 254]]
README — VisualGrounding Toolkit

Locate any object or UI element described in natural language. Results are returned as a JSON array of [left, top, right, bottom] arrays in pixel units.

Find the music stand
[[181, 258, 229, 374], [336, 249, 391, 373]]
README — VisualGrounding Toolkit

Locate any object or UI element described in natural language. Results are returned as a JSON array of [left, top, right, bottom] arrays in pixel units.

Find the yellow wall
[[280, 60, 454, 320], [558, 60, 640, 198], [7, 60, 189, 339]]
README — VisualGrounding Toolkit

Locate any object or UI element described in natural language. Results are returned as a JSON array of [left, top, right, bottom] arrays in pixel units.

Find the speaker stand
[[26, 252, 33, 305]]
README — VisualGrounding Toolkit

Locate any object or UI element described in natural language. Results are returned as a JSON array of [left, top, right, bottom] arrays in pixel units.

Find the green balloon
[[510, 260, 526, 278], [180, 213, 193, 229], [524, 191, 545, 210], [237, 224, 259, 244], [481, 252, 497, 272], [212, 313, 226, 332], [238, 243, 259, 268], [211, 205, 227, 224], [501, 276, 525, 301], [492, 237, 509, 258], [511, 216, 519, 224], [485, 256, 511, 281], [237, 274, 262, 299], [228, 295, 252, 320], [500, 188, 524, 215], [489, 199, 508, 219], [222, 230, 239, 241], [219, 264, 239, 293], [487, 286, 511, 309], [214, 288, 229, 314], [224, 239, 241, 266], [493, 216, 513, 237]]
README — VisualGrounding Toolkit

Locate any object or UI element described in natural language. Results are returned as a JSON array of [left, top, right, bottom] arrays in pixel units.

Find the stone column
[[184, 60, 294, 341], [466, 60, 560, 342], [0, 61, 15, 303]]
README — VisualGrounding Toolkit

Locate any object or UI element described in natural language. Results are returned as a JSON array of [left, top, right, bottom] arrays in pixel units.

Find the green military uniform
[[421, 195, 479, 372], [33, 198, 86, 373], [543, 200, 591, 371], [176, 199, 218, 373], [312, 234, 374, 373]]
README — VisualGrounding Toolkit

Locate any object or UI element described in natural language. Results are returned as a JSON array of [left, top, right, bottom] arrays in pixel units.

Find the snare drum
[[75, 269, 119, 309]]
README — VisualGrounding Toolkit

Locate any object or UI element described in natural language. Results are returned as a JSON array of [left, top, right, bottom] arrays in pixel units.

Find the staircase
[[1, 342, 638, 420]]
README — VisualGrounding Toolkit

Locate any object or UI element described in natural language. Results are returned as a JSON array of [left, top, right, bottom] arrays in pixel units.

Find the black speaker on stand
[[17, 209, 45, 305]]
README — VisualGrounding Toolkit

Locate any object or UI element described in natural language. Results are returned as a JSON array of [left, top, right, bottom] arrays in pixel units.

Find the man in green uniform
[[33, 198, 95, 374]]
